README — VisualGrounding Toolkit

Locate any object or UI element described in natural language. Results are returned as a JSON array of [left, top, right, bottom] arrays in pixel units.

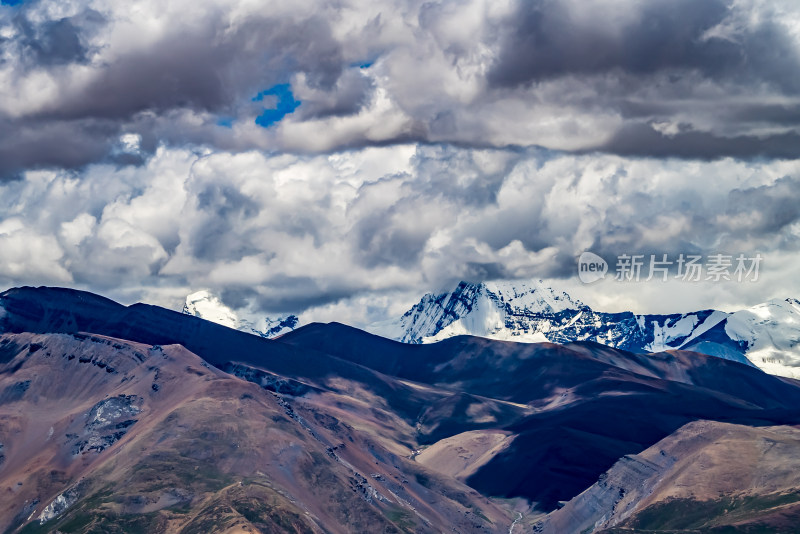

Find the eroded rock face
[[70, 395, 141, 455], [535, 421, 800, 533], [534, 452, 678, 534], [223, 363, 312, 396]]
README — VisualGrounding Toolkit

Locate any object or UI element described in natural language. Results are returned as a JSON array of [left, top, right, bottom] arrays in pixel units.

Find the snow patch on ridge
[[182, 290, 299, 339], [643, 314, 699, 352], [183, 290, 238, 329], [725, 298, 800, 377]]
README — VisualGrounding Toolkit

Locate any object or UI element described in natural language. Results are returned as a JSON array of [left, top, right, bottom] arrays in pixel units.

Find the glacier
[[182, 282, 800, 379], [366, 281, 800, 379]]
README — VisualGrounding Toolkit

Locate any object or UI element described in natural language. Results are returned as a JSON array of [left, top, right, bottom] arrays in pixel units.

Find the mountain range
[[4, 286, 800, 532], [186, 280, 800, 379]]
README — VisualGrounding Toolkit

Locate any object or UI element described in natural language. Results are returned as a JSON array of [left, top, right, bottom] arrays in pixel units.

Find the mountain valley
[[3, 286, 800, 532]]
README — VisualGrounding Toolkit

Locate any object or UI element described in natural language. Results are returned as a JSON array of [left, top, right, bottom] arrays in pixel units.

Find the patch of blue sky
[[216, 117, 234, 128], [253, 83, 300, 128]]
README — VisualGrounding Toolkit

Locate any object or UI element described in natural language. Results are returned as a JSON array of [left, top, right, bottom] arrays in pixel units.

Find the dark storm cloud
[[218, 286, 258, 310], [251, 275, 357, 313], [35, 15, 344, 121], [3, 0, 800, 175], [597, 123, 800, 160], [2, 0, 800, 321], [476, 0, 800, 159], [0, 118, 116, 180], [489, 0, 800, 92], [611, 98, 800, 131], [731, 103, 800, 126], [0, 5, 346, 179]]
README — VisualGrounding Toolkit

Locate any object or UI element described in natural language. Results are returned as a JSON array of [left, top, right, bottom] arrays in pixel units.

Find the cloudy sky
[[1, 0, 799, 325]]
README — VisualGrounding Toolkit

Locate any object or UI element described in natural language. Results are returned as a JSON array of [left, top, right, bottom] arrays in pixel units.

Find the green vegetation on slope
[[603, 491, 800, 533]]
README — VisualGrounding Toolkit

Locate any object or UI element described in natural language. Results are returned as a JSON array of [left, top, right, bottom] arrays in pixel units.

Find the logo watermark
[[578, 252, 762, 284], [578, 251, 608, 284]]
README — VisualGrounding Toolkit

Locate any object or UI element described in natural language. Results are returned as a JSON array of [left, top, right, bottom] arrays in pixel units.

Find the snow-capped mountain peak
[[183, 290, 238, 328], [481, 279, 583, 314], [722, 298, 800, 376], [263, 315, 300, 338], [182, 290, 299, 339], [184, 282, 800, 379], [367, 279, 800, 379], [368, 279, 583, 344]]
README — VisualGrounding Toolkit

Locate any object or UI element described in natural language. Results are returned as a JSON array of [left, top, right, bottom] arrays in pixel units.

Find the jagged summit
[[366, 279, 800, 379], [173, 281, 800, 379], [367, 279, 583, 344]]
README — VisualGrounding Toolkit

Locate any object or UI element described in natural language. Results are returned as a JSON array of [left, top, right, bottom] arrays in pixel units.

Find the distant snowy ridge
[[368, 280, 580, 344], [366, 281, 800, 379], [182, 283, 800, 379], [183, 290, 298, 339], [723, 298, 800, 377]]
